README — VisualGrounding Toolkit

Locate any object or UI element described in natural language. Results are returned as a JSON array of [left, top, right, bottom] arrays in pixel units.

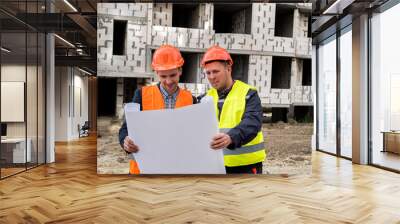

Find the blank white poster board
[[125, 100, 226, 174], [1, 82, 25, 122]]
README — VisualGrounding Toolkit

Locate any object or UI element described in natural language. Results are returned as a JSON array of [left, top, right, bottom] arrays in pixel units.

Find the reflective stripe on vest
[[129, 85, 193, 174], [207, 80, 266, 167]]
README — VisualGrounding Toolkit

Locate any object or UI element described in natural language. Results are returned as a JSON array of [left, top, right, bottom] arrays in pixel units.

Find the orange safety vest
[[129, 85, 193, 174]]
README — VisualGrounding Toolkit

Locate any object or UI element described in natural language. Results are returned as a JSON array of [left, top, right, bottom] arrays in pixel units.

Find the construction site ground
[[262, 122, 312, 175], [97, 117, 313, 175]]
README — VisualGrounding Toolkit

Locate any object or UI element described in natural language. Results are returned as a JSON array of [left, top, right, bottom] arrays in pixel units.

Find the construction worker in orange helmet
[[200, 45, 266, 174], [119, 45, 197, 174]]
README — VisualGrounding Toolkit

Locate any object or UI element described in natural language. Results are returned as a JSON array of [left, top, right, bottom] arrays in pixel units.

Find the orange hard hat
[[201, 45, 233, 67], [151, 45, 184, 71]]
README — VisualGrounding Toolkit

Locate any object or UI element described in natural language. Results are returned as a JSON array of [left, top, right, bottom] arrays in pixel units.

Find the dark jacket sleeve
[[226, 89, 263, 149], [118, 88, 142, 150], [192, 95, 198, 104], [197, 93, 207, 102]]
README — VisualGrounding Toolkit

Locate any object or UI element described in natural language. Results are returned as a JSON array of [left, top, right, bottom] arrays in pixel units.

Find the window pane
[[318, 37, 337, 154], [27, 31, 38, 169], [371, 3, 400, 171], [340, 29, 352, 158], [1, 31, 27, 177]]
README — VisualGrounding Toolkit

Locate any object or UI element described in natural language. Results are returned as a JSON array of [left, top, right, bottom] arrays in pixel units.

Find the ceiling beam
[[66, 13, 97, 46], [55, 55, 96, 71]]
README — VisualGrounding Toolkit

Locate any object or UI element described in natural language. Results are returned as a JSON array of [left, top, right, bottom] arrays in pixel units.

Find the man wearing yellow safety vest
[[200, 46, 266, 174], [119, 45, 197, 174]]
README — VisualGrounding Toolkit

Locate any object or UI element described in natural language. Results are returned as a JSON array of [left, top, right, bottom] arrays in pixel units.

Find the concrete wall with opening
[[272, 107, 288, 122], [121, 77, 148, 105], [122, 78, 138, 103], [231, 54, 249, 82], [214, 4, 252, 34], [274, 5, 294, 37], [172, 4, 201, 29], [294, 106, 313, 122], [97, 77, 117, 117], [271, 56, 292, 89], [98, 3, 313, 111], [180, 52, 200, 83], [113, 20, 127, 55], [302, 58, 311, 86]]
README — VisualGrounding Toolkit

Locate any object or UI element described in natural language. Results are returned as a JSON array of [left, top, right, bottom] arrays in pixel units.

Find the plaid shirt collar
[[159, 83, 179, 109]]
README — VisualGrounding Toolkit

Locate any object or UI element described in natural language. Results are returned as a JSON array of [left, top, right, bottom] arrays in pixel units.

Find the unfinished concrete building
[[97, 3, 313, 121]]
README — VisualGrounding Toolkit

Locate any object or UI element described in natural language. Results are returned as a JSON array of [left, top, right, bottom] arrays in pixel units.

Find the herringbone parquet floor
[[1, 136, 400, 223]]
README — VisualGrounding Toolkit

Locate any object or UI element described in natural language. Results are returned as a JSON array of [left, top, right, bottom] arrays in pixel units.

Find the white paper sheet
[[125, 100, 226, 174]]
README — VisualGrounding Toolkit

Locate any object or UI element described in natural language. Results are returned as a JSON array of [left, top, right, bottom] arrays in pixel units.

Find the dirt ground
[[97, 117, 313, 175], [97, 117, 130, 174], [262, 122, 313, 175]]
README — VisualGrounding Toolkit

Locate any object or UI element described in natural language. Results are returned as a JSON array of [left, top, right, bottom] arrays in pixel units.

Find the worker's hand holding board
[[124, 99, 226, 174]]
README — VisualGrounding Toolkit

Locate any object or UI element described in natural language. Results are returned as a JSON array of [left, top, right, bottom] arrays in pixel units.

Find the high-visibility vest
[[207, 80, 266, 167], [129, 85, 193, 174]]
